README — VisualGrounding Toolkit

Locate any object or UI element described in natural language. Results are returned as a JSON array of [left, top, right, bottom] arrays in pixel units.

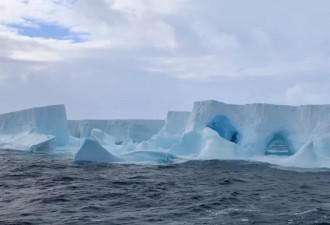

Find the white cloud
[[285, 82, 330, 105], [0, 0, 178, 50], [191, 22, 239, 50], [146, 55, 237, 79], [0, 0, 330, 117], [111, 0, 187, 15], [10, 50, 62, 62]]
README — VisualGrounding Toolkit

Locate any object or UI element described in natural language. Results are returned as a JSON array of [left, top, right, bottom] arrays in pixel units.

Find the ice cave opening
[[265, 131, 293, 156], [206, 115, 240, 144]]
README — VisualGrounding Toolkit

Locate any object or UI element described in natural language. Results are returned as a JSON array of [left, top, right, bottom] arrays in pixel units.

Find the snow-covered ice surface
[[0, 105, 69, 151], [68, 119, 164, 143]]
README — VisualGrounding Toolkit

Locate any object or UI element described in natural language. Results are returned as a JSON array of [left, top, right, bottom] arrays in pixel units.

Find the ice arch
[[206, 115, 240, 144], [265, 131, 293, 156]]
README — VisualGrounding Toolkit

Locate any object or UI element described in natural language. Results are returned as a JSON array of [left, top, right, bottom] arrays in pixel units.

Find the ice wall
[[182, 100, 330, 159], [137, 111, 190, 150], [68, 119, 164, 143], [0, 105, 70, 150]]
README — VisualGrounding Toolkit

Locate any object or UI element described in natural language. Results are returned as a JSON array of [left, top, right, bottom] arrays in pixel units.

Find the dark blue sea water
[[1, 150, 330, 225]]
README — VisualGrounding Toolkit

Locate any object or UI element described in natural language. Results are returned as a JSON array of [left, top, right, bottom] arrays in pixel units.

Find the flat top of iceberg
[[0, 104, 66, 115], [194, 100, 330, 108]]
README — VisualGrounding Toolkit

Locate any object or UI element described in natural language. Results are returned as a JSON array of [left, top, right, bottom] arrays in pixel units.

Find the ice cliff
[[115, 101, 330, 167], [171, 100, 330, 167], [68, 119, 164, 143], [185, 101, 330, 153], [136, 111, 190, 150], [0, 105, 69, 151]]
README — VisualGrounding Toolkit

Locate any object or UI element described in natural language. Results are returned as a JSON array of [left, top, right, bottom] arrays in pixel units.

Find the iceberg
[[89, 128, 124, 155], [185, 101, 330, 154], [198, 129, 237, 160], [168, 100, 330, 167], [169, 131, 203, 156], [74, 138, 122, 163], [74, 129, 177, 163], [90, 128, 116, 146], [206, 115, 240, 143], [282, 142, 318, 168], [177, 128, 237, 159], [169, 128, 237, 159], [0, 105, 69, 151], [74, 138, 176, 163], [68, 119, 164, 143], [89, 100, 330, 167], [2, 101, 330, 168], [136, 111, 190, 150], [29, 137, 57, 153], [0, 132, 56, 152], [121, 138, 136, 152]]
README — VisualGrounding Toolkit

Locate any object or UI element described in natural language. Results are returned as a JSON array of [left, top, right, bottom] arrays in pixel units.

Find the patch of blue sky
[[11, 22, 86, 43]]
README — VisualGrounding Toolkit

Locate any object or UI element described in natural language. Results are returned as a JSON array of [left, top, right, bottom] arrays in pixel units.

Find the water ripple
[[0, 150, 330, 224]]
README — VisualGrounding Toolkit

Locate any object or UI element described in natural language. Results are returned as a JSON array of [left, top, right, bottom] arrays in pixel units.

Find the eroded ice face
[[0, 105, 69, 152]]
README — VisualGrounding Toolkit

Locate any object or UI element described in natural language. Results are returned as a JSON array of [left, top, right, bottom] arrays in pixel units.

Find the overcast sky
[[1, 0, 330, 119]]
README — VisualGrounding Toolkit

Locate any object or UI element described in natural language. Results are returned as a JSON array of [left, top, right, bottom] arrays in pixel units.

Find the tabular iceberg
[[170, 100, 330, 166], [2, 101, 330, 168], [72, 101, 330, 167], [68, 119, 164, 143], [0, 105, 69, 151]]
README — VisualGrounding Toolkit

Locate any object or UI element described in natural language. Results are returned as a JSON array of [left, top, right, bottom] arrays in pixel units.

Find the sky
[[1, 0, 330, 119]]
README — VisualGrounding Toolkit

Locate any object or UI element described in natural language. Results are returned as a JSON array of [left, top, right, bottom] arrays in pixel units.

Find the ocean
[[0, 149, 330, 225]]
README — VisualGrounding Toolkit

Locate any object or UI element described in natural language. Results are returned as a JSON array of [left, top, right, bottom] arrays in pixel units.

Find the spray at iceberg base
[[1, 101, 330, 168]]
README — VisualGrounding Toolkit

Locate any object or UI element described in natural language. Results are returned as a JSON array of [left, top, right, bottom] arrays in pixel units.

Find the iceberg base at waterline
[[74, 138, 178, 164], [122, 151, 177, 163], [0, 132, 56, 152]]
